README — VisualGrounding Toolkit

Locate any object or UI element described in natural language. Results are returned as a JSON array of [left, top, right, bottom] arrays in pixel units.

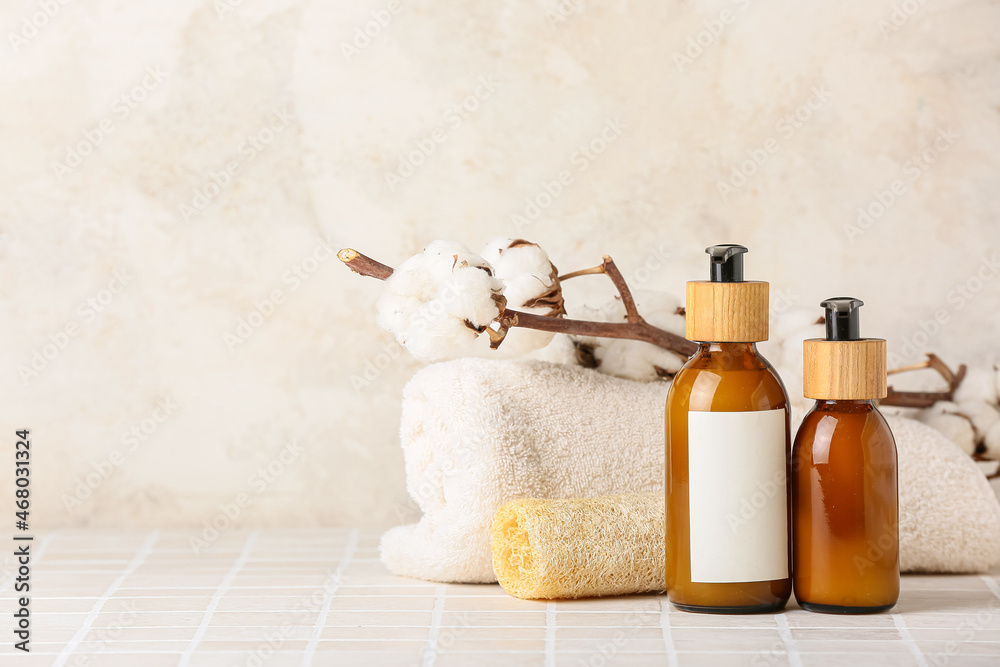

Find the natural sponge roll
[[490, 493, 665, 600]]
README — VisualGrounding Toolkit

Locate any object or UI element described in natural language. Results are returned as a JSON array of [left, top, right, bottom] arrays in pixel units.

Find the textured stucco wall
[[0, 0, 997, 530]]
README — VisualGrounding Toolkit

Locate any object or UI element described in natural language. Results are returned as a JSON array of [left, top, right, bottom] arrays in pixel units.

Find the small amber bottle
[[666, 245, 792, 613], [793, 298, 899, 614]]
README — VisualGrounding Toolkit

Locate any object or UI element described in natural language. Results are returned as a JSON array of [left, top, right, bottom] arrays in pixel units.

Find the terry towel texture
[[491, 493, 665, 600], [891, 415, 1000, 572], [381, 358, 668, 583], [381, 359, 1000, 584]]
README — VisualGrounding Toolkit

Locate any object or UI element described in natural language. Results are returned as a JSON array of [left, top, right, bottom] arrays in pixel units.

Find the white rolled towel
[[381, 358, 668, 583], [381, 358, 1000, 583]]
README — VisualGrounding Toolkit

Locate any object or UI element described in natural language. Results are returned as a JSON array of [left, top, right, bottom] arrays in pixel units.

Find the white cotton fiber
[[919, 401, 977, 455], [579, 290, 689, 382], [985, 421, 1000, 459], [958, 399, 1000, 444], [762, 309, 825, 416], [479, 238, 562, 356], [480, 238, 558, 312], [376, 241, 504, 361], [955, 366, 999, 405]]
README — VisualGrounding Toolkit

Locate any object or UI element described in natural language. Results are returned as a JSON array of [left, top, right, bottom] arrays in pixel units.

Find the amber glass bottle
[[666, 245, 792, 613], [793, 298, 898, 614]]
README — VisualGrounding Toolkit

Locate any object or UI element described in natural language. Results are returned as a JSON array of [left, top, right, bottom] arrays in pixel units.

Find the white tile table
[[2, 530, 998, 666]]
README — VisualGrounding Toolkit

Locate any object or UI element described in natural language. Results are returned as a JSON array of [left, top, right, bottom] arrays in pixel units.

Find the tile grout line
[[301, 528, 358, 667], [420, 584, 446, 667], [53, 531, 159, 667], [980, 574, 1000, 601], [0, 533, 55, 594], [893, 613, 930, 667], [660, 598, 679, 667], [774, 614, 803, 667], [545, 601, 556, 667], [19, 622, 1000, 632], [177, 530, 259, 667]]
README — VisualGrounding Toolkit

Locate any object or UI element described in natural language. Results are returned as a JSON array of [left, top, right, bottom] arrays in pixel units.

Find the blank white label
[[688, 408, 788, 583]]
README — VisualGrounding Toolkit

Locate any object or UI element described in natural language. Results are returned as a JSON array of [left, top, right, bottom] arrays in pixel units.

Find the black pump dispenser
[[820, 297, 864, 341], [706, 244, 748, 283]]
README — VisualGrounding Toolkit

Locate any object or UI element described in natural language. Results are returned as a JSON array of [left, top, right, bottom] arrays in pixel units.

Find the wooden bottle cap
[[685, 281, 769, 342], [803, 339, 887, 400]]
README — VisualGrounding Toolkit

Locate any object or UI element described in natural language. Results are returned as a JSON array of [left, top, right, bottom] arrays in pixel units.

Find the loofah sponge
[[490, 493, 666, 600]]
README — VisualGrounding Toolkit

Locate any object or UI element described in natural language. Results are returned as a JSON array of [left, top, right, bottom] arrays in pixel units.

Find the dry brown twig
[[338, 248, 698, 358], [881, 353, 967, 408], [339, 248, 969, 408]]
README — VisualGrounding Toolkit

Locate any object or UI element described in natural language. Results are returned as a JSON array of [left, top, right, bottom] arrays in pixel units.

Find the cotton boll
[[401, 311, 482, 360], [778, 324, 825, 378], [585, 290, 685, 334], [954, 366, 999, 406], [919, 402, 977, 455], [376, 241, 504, 361], [760, 309, 824, 381], [479, 238, 564, 355], [771, 309, 824, 344], [562, 302, 604, 348], [527, 330, 580, 366], [583, 290, 689, 382], [474, 324, 554, 358], [985, 421, 1000, 459], [480, 238, 562, 313], [922, 413, 976, 456], [595, 338, 686, 382], [957, 400, 1000, 444], [634, 291, 687, 338]]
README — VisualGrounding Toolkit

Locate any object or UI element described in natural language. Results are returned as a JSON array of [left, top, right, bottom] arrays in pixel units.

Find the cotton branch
[[338, 248, 697, 358], [881, 353, 968, 408], [560, 256, 644, 324]]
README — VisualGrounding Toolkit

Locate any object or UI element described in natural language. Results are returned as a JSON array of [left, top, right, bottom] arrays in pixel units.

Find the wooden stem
[[558, 266, 605, 281], [507, 310, 694, 354], [558, 257, 644, 324], [338, 248, 697, 358], [600, 255, 644, 324], [338, 248, 394, 281], [881, 353, 967, 408]]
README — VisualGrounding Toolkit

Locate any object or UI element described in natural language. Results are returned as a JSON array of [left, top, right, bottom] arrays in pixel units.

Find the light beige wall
[[1, 0, 997, 530]]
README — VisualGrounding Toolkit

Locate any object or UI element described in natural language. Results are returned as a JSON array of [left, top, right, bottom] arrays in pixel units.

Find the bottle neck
[[812, 398, 878, 414], [690, 341, 768, 372], [696, 342, 758, 354]]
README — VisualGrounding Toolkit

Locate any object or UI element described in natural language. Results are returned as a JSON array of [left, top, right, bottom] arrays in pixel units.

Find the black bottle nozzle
[[706, 244, 748, 283], [820, 297, 864, 341]]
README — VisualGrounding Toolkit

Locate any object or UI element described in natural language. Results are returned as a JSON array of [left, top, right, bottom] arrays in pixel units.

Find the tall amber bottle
[[666, 245, 792, 613], [793, 298, 899, 614]]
